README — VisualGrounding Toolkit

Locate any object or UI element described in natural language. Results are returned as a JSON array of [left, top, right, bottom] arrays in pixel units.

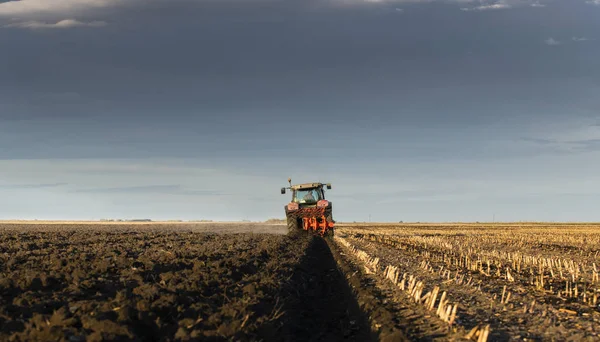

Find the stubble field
[[1, 222, 599, 341]]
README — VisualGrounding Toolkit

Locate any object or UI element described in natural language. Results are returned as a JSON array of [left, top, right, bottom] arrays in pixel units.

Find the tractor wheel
[[324, 212, 335, 239], [326, 212, 334, 224], [287, 215, 301, 235]]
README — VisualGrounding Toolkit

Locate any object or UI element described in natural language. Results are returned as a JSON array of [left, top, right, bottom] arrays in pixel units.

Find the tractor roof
[[290, 182, 325, 190]]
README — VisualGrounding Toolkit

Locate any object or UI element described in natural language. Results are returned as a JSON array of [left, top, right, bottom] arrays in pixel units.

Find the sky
[[0, 0, 599, 222]]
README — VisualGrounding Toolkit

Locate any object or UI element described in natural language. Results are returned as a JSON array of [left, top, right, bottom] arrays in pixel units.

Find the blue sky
[[1, 0, 599, 222]]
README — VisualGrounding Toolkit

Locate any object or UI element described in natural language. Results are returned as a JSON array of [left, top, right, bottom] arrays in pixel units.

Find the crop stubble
[[335, 223, 600, 341]]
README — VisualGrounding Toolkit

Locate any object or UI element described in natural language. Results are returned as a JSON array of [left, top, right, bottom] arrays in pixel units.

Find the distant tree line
[[100, 219, 152, 222]]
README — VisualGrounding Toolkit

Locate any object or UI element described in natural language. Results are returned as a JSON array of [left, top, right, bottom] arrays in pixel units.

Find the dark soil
[[0, 224, 373, 341], [275, 236, 375, 342]]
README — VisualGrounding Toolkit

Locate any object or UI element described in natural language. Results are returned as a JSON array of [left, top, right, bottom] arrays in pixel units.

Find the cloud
[[73, 184, 229, 196], [544, 37, 560, 45], [73, 185, 187, 193], [521, 122, 600, 154], [0, 0, 116, 17], [572, 36, 591, 42], [29, 92, 84, 105], [0, 0, 550, 21], [586, 0, 600, 5], [522, 137, 600, 153], [458, 0, 550, 11], [0, 182, 68, 189], [460, 3, 511, 11], [3, 19, 107, 29]]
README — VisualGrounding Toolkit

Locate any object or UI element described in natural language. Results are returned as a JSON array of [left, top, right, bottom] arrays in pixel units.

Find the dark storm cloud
[[2, 0, 598, 128]]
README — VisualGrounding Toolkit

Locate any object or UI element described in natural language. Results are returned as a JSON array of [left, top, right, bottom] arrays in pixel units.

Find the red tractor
[[281, 178, 335, 237]]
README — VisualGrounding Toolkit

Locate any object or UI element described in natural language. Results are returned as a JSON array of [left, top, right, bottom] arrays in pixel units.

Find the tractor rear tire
[[287, 216, 301, 235], [324, 211, 335, 239], [326, 212, 334, 224]]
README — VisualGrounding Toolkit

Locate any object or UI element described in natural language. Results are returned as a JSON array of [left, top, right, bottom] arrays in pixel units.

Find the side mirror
[[281, 188, 286, 194], [326, 184, 332, 190]]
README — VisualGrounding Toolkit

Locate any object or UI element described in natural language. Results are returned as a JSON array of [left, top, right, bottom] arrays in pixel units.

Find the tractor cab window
[[294, 189, 321, 203]]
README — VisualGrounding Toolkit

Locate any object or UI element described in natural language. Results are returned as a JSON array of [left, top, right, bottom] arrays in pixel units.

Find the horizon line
[[1, 220, 600, 225]]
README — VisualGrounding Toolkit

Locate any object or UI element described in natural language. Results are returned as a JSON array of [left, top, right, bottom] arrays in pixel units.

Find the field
[[1, 222, 599, 341]]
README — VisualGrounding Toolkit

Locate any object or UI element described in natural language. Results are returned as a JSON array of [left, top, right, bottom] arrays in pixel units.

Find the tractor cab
[[293, 187, 323, 204], [281, 181, 331, 205]]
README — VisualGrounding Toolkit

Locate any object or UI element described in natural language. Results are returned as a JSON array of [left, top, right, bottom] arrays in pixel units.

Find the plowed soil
[[0, 223, 371, 341]]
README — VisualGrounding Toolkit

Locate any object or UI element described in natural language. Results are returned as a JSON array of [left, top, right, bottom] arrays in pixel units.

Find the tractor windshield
[[294, 188, 322, 203]]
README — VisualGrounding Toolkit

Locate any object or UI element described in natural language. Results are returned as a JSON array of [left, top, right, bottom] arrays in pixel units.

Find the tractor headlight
[[287, 202, 299, 211]]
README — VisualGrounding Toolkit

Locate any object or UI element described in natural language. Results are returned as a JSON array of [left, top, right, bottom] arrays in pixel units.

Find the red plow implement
[[299, 208, 335, 237]]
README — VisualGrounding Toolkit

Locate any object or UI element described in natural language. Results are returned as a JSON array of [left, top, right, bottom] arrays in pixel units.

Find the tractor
[[281, 178, 335, 237]]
